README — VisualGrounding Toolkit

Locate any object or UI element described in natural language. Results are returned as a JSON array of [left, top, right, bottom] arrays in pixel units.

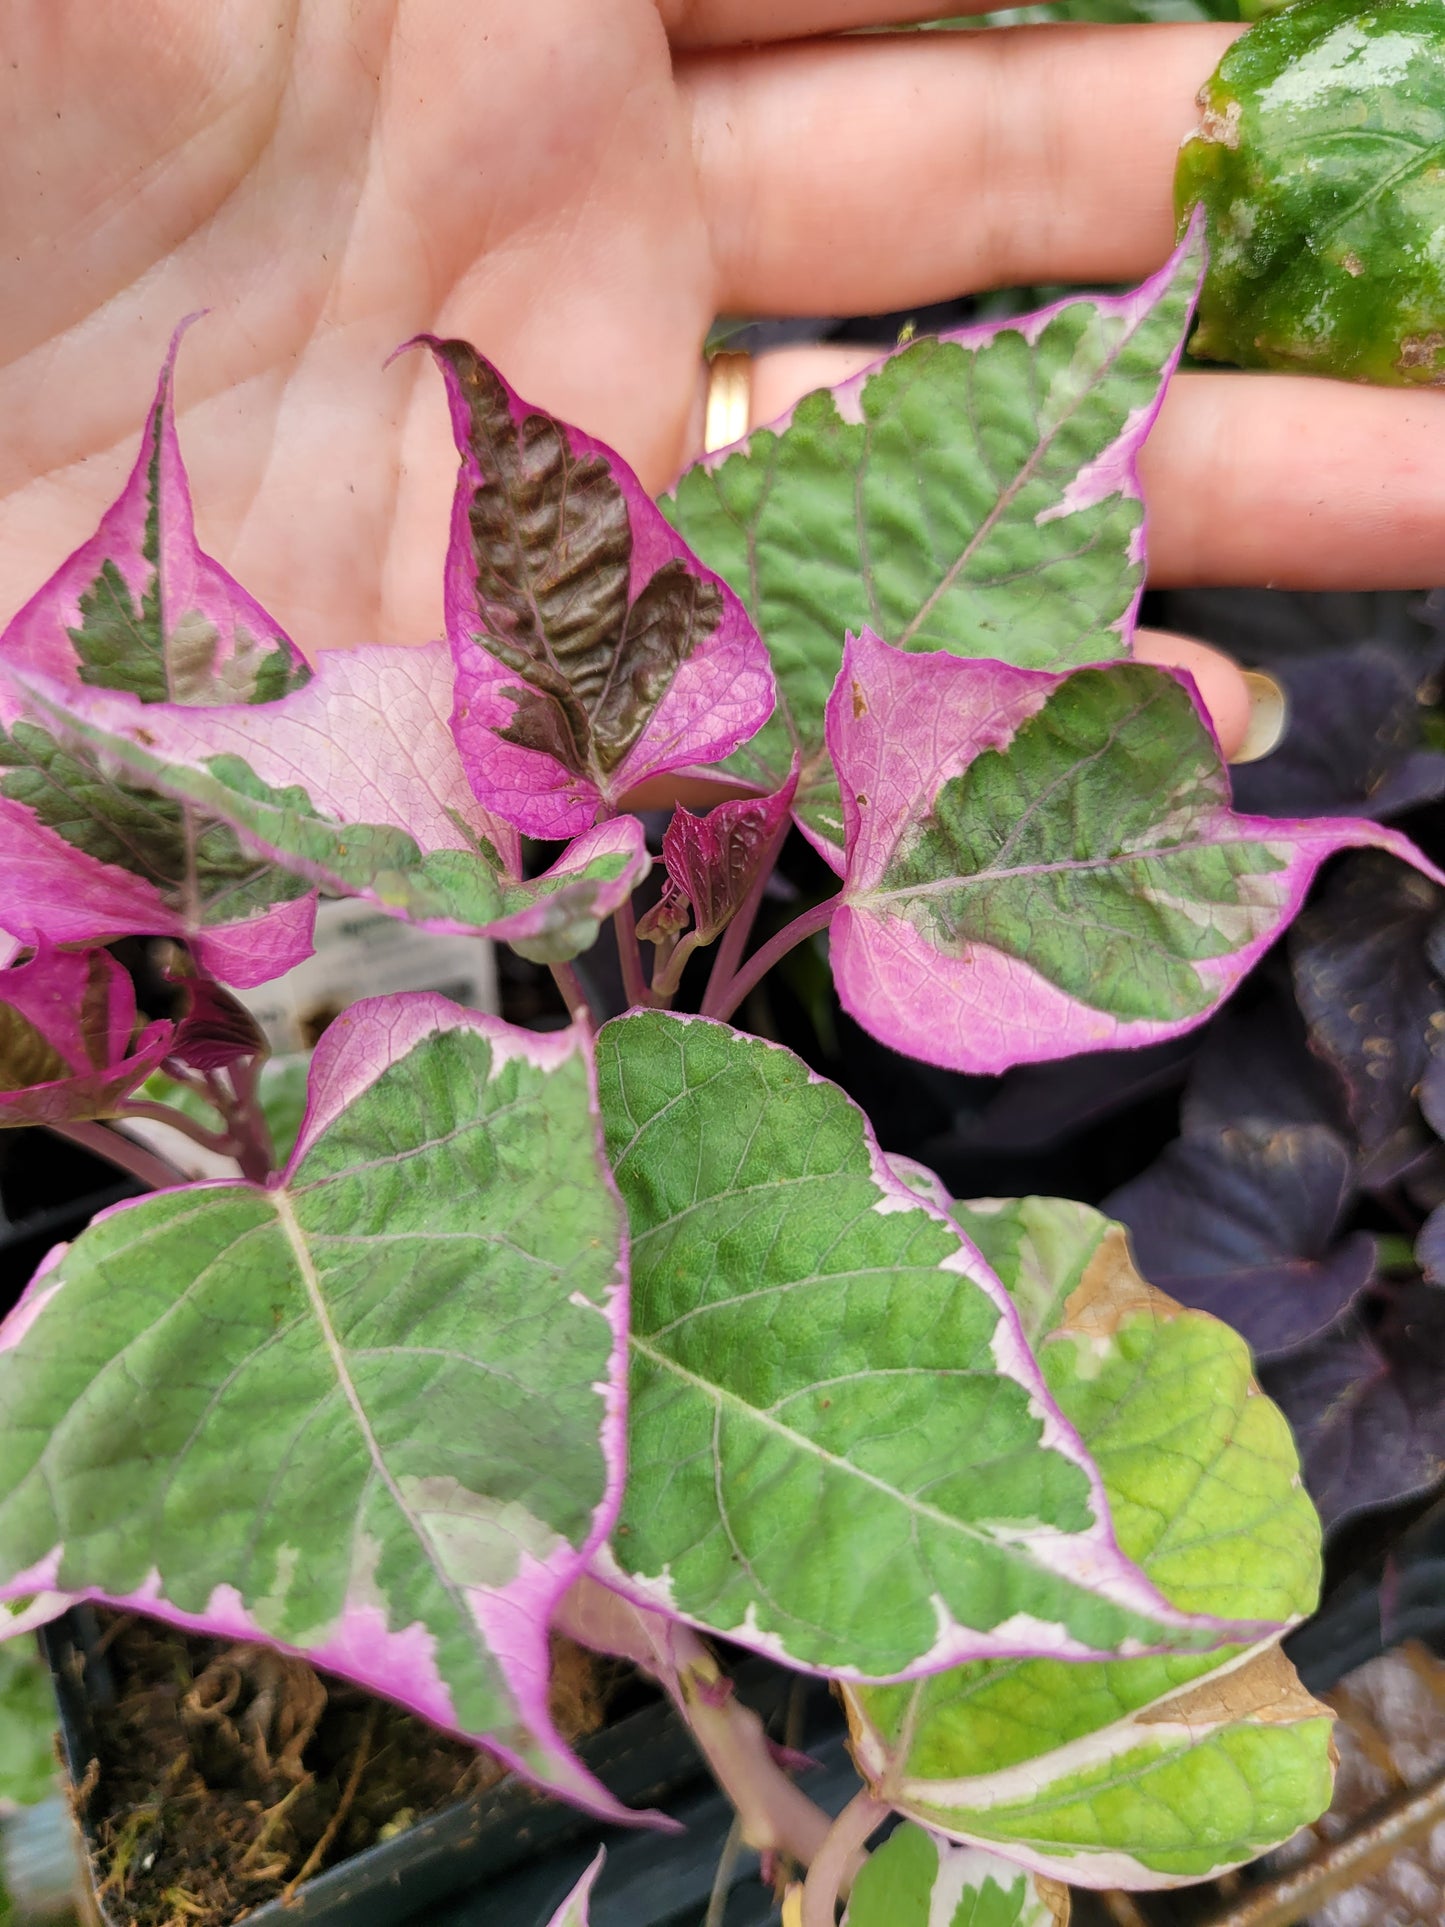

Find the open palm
[[1, 0, 1440, 700]]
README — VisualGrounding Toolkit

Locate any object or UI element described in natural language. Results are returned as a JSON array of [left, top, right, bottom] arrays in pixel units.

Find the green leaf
[[0, 999, 632, 1815], [845, 1827, 1067, 1927], [665, 237, 1203, 847], [846, 1198, 1333, 1888], [0, 1641, 56, 1809], [596, 1014, 1266, 1680], [1177, 0, 1445, 385]]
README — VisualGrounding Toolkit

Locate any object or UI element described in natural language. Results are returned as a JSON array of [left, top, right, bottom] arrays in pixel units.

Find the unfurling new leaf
[[0, 943, 173, 1127]]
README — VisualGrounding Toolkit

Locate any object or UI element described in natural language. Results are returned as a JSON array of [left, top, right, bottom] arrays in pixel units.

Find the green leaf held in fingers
[[1177, 0, 1445, 386], [665, 232, 1203, 847], [845, 1826, 1068, 1927], [596, 1013, 1269, 1680], [846, 1197, 1334, 1888], [0, 998, 630, 1814]]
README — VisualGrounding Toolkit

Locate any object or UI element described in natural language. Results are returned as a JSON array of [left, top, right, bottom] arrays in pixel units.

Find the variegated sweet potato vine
[[1, 236, 1435, 1910]]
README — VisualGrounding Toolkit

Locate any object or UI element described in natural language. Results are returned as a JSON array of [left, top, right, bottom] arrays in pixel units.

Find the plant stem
[[548, 959, 595, 1029], [47, 1120, 186, 1192], [798, 1790, 887, 1927], [702, 896, 838, 1024], [703, 1815, 744, 1927], [651, 931, 701, 1004], [613, 898, 654, 1010], [1196, 1760, 1445, 1927], [223, 1054, 277, 1185], [701, 811, 792, 1016], [118, 1100, 238, 1157]]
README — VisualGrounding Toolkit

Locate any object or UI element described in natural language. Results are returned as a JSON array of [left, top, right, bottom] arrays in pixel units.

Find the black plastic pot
[[44, 1609, 852, 1927]]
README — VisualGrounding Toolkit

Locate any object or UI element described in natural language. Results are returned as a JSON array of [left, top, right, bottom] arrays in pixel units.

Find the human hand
[[1, 2, 1439, 760]]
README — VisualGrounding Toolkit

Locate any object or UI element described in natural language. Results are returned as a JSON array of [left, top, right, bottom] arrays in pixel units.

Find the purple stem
[[548, 959, 596, 1029], [613, 897, 655, 1010], [48, 1119, 187, 1192], [700, 810, 792, 1017], [223, 1054, 277, 1185], [798, 1790, 887, 1927], [701, 896, 839, 1024]]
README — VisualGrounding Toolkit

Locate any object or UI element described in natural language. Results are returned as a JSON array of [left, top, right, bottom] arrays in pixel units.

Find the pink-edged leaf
[[665, 226, 1206, 857], [0, 326, 316, 981], [3, 647, 650, 963], [1, 320, 309, 707], [0, 996, 639, 1820], [830, 631, 1443, 1076], [0, 942, 173, 1127], [648, 764, 799, 947], [544, 1849, 606, 1927], [426, 340, 775, 838]]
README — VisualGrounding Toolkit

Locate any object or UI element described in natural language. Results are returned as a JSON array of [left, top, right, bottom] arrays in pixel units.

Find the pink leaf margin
[[0, 997, 645, 1824], [0, 316, 308, 698], [589, 1012, 1281, 1682], [424, 339, 776, 839], [0, 942, 173, 1126], [828, 630, 1445, 1076]]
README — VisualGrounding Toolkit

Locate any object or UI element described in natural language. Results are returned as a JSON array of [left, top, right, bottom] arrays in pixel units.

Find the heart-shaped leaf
[[829, 631, 1441, 1074], [845, 1198, 1333, 1888], [595, 1012, 1272, 1680], [3, 645, 650, 964], [429, 341, 774, 839], [665, 230, 1204, 852], [0, 327, 316, 986], [844, 1827, 1068, 1927], [0, 943, 173, 1127], [0, 996, 632, 1815]]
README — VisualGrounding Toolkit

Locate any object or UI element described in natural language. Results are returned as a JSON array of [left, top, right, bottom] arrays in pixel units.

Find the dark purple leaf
[[1418, 1205, 1445, 1288], [1262, 1286, 1445, 1530], [1231, 644, 1445, 824], [1106, 1124, 1374, 1360], [1181, 978, 1349, 1139], [1289, 852, 1445, 1169]]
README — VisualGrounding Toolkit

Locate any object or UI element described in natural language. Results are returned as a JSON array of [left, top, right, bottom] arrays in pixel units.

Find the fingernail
[[1230, 669, 1287, 765]]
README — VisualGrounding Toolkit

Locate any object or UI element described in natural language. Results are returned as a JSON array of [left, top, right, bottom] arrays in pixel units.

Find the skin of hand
[[1, 2, 1441, 765]]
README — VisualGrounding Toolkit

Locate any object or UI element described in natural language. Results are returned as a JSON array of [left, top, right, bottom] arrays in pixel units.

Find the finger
[[663, 2, 996, 50], [682, 25, 1240, 312], [722, 346, 1445, 592], [1134, 630, 1251, 762], [1143, 373, 1445, 590]]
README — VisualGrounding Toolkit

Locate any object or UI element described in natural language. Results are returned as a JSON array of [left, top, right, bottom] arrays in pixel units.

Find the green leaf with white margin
[[845, 1827, 1068, 1927], [0, 995, 634, 1819], [665, 228, 1204, 851], [595, 1013, 1276, 1679], [845, 1197, 1335, 1888]]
